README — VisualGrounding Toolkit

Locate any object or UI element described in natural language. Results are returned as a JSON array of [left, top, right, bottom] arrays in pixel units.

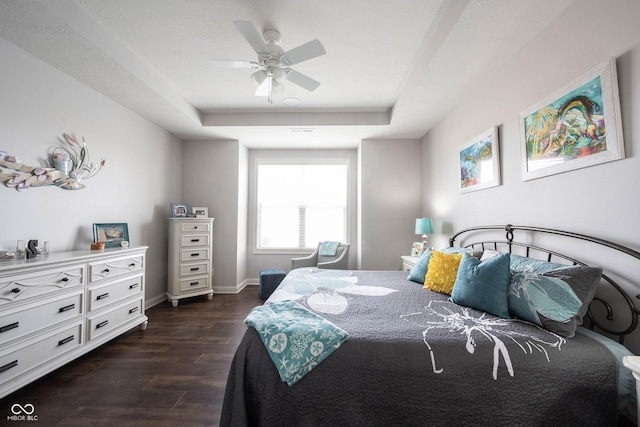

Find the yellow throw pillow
[[424, 251, 464, 295]]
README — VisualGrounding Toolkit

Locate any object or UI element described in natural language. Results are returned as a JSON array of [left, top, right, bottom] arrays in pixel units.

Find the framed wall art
[[171, 203, 188, 218], [93, 223, 129, 248], [459, 126, 501, 193], [519, 58, 624, 181]]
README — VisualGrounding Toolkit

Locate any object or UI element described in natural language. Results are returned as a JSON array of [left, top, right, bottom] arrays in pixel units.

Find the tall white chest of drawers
[[0, 246, 148, 399], [167, 218, 214, 307]]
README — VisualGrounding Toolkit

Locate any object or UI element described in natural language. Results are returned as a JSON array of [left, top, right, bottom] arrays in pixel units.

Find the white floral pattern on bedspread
[[268, 267, 398, 315], [401, 300, 566, 380]]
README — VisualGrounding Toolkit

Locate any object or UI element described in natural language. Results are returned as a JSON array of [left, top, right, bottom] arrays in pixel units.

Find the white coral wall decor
[[0, 133, 105, 191]]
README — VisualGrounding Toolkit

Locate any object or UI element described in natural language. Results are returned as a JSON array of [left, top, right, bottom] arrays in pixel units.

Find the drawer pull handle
[[96, 293, 109, 301], [58, 335, 75, 346], [190, 281, 200, 286], [96, 320, 109, 329], [190, 253, 200, 257], [129, 283, 139, 289], [11, 288, 20, 294], [191, 239, 200, 242], [103, 268, 110, 273], [190, 267, 199, 271], [0, 322, 19, 333], [129, 263, 136, 267], [194, 226, 198, 229], [129, 307, 139, 314], [59, 304, 76, 313], [61, 277, 70, 282], [0, 360, 18, 374]]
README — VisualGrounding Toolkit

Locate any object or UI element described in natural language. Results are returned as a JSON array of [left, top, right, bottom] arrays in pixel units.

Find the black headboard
[[449, 224, 640, 345]]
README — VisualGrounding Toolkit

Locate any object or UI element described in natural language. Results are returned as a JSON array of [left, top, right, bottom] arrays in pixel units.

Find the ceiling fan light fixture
[[272, 79, 284, 93], [250, 70, 267, 86]]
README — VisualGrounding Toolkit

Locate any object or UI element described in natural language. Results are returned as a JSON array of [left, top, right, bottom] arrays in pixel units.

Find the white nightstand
[[401, 255, 419, 271]]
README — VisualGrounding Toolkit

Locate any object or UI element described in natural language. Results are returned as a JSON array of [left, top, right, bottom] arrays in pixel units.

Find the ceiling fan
[[212, 20, 326, 104]]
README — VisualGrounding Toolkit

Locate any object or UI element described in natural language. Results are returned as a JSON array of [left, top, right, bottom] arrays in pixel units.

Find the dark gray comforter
[[221, 268, 618, 426]]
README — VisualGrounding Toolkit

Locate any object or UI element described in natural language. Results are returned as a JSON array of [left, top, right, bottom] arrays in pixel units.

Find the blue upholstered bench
[[259, 269, 286, 300]]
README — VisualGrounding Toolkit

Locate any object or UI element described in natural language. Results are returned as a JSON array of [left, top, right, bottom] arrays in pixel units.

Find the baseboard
[[214, 278, 259, 294], [146, 292, 168, 309]]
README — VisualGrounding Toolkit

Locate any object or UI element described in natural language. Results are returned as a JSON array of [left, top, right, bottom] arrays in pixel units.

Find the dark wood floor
[[0, 286, 262, 426]]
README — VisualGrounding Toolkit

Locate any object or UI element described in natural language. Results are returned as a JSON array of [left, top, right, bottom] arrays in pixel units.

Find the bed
[[221, 225, 640, 426]]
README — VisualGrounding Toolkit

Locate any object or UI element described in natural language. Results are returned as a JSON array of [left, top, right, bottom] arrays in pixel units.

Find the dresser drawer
[[179, 234, 210, 248], [178, 275, 210, 293], [0, 290, 83, 345], [179, 247, 210, 262], [88, 274, 143, 312], [0, 265, 84, 306], [180, 222, 211, 233], [87, 298, 144, 341], [179, 261, 210, 277], [0, 322, 82, 384], [89, 255, 144, 283]]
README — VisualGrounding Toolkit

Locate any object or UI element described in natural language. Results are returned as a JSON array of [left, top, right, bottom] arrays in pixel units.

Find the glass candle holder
[[16, 240, 26, 259]]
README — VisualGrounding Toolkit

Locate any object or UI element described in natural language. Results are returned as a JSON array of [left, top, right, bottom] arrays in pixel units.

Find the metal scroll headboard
[[449, 224, 640, 344]]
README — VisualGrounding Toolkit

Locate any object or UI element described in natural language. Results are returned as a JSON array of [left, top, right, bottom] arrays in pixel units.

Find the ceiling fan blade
[[234, 20, 270, 55], [210, 59, 260, 69], [282, 39, 326, 65], [286, 69, 321, 92]]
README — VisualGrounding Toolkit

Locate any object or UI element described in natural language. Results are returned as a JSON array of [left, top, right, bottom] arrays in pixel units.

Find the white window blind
[[256, 160, 348, 250]]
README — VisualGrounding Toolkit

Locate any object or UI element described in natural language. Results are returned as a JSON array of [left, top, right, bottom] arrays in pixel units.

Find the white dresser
[[0, 246, 148, 399], [167, 218, 214, 307]]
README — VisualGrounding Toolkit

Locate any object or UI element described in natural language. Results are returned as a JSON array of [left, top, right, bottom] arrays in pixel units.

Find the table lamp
[[415, 218, 434, 247]]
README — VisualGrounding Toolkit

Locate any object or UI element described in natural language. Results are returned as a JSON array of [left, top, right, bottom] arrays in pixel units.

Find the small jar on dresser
[[167, 217, 214, 307]]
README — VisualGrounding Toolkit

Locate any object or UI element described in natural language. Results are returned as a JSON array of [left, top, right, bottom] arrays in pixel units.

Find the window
[[256, 159, 349, 251]]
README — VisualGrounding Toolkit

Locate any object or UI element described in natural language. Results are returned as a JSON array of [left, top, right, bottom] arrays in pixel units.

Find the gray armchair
[[291, 242, 350, 270]]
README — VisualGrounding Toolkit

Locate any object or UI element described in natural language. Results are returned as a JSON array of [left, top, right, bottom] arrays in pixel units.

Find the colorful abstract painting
[[459, 126, 500, 193], [520, 58, 624, 181]]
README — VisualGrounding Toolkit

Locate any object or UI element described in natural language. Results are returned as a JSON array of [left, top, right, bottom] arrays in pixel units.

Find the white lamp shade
[[415, 218, 434, 235]]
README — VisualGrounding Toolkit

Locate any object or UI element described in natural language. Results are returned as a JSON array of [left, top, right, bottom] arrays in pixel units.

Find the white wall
[[0, 37, 182, 306], [421, 0, 640, 351], [359, 139, 422, 270]]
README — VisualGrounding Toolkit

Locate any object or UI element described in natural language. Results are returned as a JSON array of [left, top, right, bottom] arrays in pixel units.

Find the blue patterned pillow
[[407, 248, 432, 284], [509, 254, 569, 273], [508, 265, 602, 338], [449, 252, 511, 318]]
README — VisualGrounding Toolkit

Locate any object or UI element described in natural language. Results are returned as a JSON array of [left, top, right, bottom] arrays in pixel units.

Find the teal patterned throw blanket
[[244, 300, 349, 386]]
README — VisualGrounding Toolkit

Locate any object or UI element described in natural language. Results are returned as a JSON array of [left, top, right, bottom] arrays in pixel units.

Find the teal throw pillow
[[407, 249, 432, 284], [508, 265, 602, 338], [449, 252, 511, 318]]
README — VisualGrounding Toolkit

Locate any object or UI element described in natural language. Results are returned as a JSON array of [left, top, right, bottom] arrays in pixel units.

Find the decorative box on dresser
[[0, 246, 148, 399], [167, 217, 214, 307]]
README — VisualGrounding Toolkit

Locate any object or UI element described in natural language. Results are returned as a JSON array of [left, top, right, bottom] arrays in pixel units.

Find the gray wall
[[0, 37, 182, 307], [181, 140, 248, 294], [359, 139, 422, 270], [421, 0, 640, 352]]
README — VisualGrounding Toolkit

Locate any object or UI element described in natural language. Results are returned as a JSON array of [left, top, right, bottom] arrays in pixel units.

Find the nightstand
[[401, 255, 419, 271]]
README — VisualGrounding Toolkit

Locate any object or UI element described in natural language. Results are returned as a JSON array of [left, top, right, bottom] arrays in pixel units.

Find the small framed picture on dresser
[[93, 223, 129, 248], [191, 207, 209, 218], [171, 203, 188, 218]]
